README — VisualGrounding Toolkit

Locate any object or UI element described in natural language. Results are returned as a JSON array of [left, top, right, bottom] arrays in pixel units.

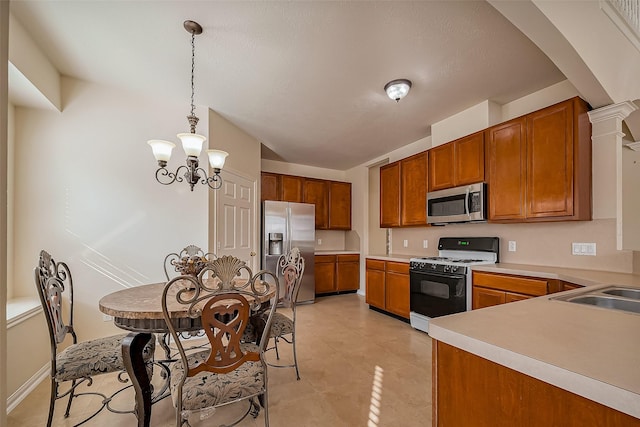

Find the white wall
[[207, 109, 262, 269], [533, 0, 640, 104], [1, 0, 9, 420], [10, 76, 211, 402], [501, 80, 580, 121], [8, 13, 61, 111], [7, 102, 14, 299], [261, 158, 346, 181], [622, 144, 640, 250], [431, 100, 501, 147]]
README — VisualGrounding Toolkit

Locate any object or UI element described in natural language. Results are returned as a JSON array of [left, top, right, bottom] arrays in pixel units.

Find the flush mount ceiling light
[[147, 20, 228, 191], [384, 79, 412, 102]]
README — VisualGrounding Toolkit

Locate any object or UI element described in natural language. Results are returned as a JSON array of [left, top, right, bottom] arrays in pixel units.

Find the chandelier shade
[[177, 133, 206, 157], [147, 140, 176, 164], [207, 150, 229, 170]]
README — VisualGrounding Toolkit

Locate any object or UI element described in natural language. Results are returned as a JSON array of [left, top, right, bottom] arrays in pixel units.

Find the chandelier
[[147, 20, 228, 191]]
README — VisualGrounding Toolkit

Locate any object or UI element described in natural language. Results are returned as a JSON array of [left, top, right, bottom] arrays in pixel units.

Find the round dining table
[[99, 279, 274, 427]]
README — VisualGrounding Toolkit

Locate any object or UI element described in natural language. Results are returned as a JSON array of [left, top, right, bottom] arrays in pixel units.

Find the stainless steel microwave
[[427, 182, 487, 224]]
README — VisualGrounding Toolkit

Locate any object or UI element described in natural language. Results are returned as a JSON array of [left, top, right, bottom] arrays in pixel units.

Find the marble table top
[[99, 279, 273, 321]]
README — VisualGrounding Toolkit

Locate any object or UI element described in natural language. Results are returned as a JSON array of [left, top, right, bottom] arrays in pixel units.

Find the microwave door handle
[[465, 187, 471, 219]]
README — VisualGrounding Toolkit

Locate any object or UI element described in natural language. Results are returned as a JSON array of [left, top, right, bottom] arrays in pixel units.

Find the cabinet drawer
[[315, 255, 336, 264], [337, 254, 359, 263], [366, 259, 386, 271], [386, 261, 409, 274], [472, 271, 548, 296]]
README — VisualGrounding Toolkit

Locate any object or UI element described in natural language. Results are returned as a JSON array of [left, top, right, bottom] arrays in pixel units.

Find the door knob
[[250, 251, 256, 257]]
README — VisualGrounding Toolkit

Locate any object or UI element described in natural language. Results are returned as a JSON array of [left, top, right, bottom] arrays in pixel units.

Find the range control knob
[[443, 265, 450, 272], [430, 264, 437, 270], [450, 265, 459, 273]]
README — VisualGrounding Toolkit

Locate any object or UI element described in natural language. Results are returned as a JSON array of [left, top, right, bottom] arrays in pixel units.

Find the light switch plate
[[508, 241, 516, 252], [403, 239, 408, 248], [423, 240, 428, 249], [317, 239, 322, 245]]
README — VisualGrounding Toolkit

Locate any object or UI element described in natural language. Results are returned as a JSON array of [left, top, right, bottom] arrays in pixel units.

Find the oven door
[[409, 270, 467, 318]]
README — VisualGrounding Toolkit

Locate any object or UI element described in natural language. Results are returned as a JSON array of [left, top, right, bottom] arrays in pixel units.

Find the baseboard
[[7, 364, 49, 414]]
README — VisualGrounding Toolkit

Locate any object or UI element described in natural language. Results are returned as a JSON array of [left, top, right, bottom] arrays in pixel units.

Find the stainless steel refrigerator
[[262, 201, 315, 304]]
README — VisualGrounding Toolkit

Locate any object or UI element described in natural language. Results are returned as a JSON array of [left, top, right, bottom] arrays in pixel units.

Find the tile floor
[[7, 293, 433, 426]]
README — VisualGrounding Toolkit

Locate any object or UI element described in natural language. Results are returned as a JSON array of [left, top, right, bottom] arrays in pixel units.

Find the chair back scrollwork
[[163, 244, 216, 280], [35, 250, 76, 347], [277, 247, 305, 309]]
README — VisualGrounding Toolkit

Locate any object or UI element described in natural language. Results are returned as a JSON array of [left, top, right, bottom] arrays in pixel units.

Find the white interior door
[[215, 170, 257, 270]]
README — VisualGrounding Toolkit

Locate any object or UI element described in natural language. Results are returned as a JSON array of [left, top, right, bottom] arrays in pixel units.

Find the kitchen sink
[[552, 286, 640, 315], [602, 287, 640, 300]]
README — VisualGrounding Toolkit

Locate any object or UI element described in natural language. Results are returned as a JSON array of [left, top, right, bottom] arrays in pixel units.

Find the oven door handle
[[410, 271, 466, 280]]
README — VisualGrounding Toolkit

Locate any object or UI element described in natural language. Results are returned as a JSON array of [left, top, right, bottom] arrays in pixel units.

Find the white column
[[588, 101, 638, 249]]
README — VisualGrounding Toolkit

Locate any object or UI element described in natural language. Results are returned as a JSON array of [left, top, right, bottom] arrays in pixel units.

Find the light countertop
[[314, 250, 360, 255], [471, 262, 640, 287], [365, 254, 414, 263], [429, 265, 640, 419]]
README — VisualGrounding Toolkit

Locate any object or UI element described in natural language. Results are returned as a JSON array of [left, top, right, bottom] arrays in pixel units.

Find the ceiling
[[9, 1, 566, 170]]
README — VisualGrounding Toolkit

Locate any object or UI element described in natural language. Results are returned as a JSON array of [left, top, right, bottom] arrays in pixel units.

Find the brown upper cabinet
[[328, 181, 352, 230], [303, 178, 329, 229], [260, 172, 280, 202], [380, 153, 429, 228], [281, 175, 304, 203], [487, 97, 591, 222], [428, 132, 484, 192], [380, 161, 402, 227], [261, 172, 352, 230], [400, 152, 429, 226]]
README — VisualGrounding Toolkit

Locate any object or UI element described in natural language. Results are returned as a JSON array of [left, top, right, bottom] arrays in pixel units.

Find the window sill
[[7, 297, 42, 329]]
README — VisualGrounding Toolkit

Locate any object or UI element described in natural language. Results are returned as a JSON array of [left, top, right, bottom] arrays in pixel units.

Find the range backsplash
[[389, 218, 634, 273]]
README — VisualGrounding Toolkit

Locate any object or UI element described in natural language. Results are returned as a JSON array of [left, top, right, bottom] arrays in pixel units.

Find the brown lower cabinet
[[315, 254, 360, 295], [365, 258, 409, 319], [433, 341, 640, 427], [472, 271, 563, 309]]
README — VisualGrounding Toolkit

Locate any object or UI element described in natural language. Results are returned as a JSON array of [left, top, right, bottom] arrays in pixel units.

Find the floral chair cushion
[[170, 344, 265, 411], [56, 333, 155, 382], [269, 312, 294, 337], [241, 322, 257, 343], [241, 312, 293, 343]]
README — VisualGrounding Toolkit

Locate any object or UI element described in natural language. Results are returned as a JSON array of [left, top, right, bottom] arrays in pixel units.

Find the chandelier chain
[[190, 30, 196, 118]]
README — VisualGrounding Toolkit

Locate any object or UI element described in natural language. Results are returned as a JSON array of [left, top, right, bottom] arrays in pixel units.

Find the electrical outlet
[[423, 240, 428, 249], [317, 239, 322, 245], [103, 314, 113, 322], [572, 243, 596, 256], [508, 241, 516, 252], [403, 239, 408, 248]]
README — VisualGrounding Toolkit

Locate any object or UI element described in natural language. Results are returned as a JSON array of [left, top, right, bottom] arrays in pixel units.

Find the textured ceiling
[[9, 1, 565, 170]]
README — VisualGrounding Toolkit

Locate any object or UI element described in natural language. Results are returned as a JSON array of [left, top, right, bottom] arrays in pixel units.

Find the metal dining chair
[[264, 247, 305, 379], [161, 255, 279, 426], [34, 250, 155, 427]]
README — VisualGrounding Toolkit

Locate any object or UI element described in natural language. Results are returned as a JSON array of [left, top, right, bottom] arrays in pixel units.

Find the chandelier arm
[[155, 166, 188, 186], [195, 167, 223, 190]]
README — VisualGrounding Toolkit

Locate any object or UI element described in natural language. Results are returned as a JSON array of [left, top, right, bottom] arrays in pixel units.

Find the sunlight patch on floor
[[368, 365, 384, 427]]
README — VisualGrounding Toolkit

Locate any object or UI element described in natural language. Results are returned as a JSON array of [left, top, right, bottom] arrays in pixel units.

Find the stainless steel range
[[409, 237, 499, 333]]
